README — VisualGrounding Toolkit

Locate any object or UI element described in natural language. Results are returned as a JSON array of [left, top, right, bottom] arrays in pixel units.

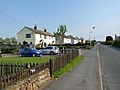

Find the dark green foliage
[[105, 41, 113, 45], [113, 39, 120, 47], [1, 48, 16, 54], [3, 38, 11, 44], [106, 36, 113, 42], [0, 37, 3, 43]]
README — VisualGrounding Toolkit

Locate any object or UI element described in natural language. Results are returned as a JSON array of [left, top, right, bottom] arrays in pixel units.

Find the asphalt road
[[99, 45, 120, 90], [41, 46, 101, 90], [41, 45, 120, 90]]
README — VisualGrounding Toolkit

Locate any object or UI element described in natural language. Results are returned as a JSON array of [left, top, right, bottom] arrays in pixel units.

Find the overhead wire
[[0, 17, 16, 27], [0, 9, 25, 37], [0, 10, 25, 27]]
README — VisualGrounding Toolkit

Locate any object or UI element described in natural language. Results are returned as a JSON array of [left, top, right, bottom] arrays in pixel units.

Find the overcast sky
[[0, 0, 120, 41]]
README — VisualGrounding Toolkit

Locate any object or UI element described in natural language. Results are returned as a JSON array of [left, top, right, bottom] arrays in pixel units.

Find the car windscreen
[[30, 48, 36, 51]]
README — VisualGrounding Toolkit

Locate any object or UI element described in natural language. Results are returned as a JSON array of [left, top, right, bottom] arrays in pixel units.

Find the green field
[[0, 56, 56, 64]]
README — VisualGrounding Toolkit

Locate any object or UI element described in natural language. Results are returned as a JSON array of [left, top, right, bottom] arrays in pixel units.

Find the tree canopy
[[0, 37, 3, 43], [0, 37, 17, 45], [54, 25, 67, 44], [106, 36, 113, 42]]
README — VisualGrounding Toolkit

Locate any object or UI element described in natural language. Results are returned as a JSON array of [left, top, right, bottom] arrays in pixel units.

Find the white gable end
[[17, 27, 35, 45]]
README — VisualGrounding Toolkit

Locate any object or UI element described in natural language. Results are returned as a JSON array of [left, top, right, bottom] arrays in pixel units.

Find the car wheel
[[50, 51, 54, 55], [19, 53, 22, 57], [32, 54, 36, 57], [39, 54, 42, 57]]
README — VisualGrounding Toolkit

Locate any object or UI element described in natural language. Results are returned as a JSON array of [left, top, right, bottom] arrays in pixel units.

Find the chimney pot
[[34, 25, 37, 30], [44, 29, 47, 32]]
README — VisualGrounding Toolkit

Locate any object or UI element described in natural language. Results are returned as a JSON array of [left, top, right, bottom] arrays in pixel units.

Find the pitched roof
[[64, 35, 74, 39], [17, 26, 54, 36], [64, 35, 80, 40], [75, 36, 80, 40]]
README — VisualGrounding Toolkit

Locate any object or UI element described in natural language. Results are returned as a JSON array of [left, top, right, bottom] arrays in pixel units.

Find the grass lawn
[[0, 56, 56, 64]]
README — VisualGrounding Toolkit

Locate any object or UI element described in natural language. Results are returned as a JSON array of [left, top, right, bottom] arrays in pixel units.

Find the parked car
[[39, 46, 59, 55], [19, 47, 42, 57]]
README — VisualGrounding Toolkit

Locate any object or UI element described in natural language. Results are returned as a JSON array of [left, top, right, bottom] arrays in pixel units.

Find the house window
[[44, 35, 46, 39], [40, 34, 42, 38], [26, 34, 31, 38]]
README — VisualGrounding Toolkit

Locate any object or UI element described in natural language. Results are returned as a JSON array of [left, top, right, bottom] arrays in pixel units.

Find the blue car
[[19, 47, 42, 57]]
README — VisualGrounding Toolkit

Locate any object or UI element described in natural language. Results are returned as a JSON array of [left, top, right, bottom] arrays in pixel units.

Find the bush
[[105, 41, 113, 45], [113, 39, 120, 47], [1, 48, 16, 54]]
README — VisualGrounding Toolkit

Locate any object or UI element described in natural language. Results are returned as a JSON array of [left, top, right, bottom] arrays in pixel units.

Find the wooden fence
[[0, 49, 79, 89], [51, 50, 78, 73]]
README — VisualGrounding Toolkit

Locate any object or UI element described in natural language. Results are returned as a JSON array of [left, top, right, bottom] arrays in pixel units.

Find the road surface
[[99, 45, 120, 90], [41, 45, 120, 90]]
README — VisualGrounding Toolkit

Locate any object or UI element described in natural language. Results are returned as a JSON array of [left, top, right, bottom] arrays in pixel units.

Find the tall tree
[[54, 25, 67, 44]]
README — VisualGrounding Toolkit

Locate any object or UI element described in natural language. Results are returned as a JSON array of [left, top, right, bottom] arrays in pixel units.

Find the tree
[[113, 39, 120, 47], [0, 37, 3, 43], [106, 36, 113, 42], [3, 38, 11, 44], [10, 37, 17, 45], [54, 25, 67, 44], [106, 36, 113, 45]]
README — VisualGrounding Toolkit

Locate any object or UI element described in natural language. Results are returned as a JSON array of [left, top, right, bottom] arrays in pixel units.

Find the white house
[[55, 35, 72, 44], [17, 26, 55, 48], [63, 35, 72, 44], [55, 35, 80, 44]]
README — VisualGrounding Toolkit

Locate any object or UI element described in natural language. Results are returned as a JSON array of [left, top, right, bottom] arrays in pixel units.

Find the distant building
[[55, 35, 81, 44], [115, 34, 120, 40], [17, 26, 85, 47], [17, 26, 55, 48], [63, 35, 72, 44], [55, 35, 72, 44]]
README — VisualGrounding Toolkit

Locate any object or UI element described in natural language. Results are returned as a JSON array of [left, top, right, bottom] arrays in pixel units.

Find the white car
[[40, 46, 59, 55]]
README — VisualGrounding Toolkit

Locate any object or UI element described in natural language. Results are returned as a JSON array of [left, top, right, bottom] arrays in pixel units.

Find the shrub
[[113, 39, 120, 47], [1, 48, 16, 54]]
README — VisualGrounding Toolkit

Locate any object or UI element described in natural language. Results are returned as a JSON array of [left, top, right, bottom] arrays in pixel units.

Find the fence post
[[0, 48, 2, 57], [0, 76, 1, 89], [14, 64, 17, 74], [0, 63, 3, 76], [8, 64, 10, 75], [49, 59, 54, 77], [78, 49, 81, 56]]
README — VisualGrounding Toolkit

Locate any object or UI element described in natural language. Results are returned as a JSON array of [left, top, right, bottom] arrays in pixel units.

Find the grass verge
[[53, 55, 84, 78], [0, 56, 55, 64]]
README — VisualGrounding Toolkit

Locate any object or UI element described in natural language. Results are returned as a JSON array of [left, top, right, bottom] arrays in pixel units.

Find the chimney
[[34, 25, 37, 30], [44, 29, 47, 32]]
